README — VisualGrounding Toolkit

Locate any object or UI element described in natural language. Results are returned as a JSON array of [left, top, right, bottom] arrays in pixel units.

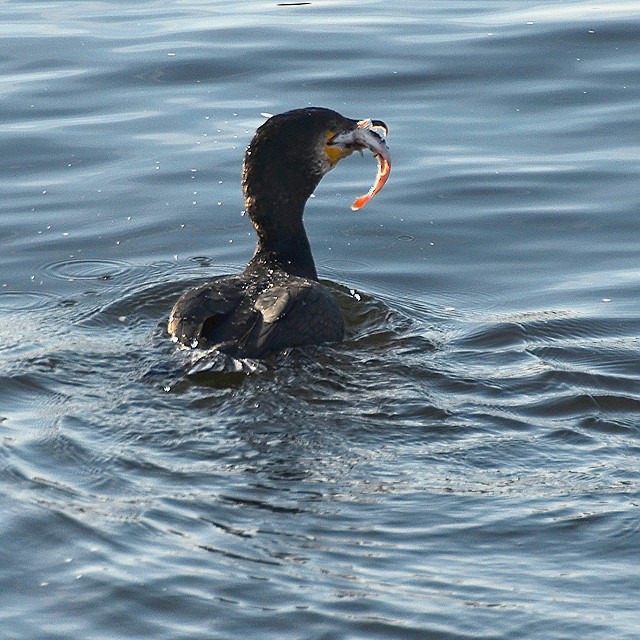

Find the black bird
[[168, 107, 390, 359]]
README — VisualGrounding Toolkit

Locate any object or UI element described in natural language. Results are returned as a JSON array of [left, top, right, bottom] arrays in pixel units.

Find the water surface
[[1, 1, 639, 639]]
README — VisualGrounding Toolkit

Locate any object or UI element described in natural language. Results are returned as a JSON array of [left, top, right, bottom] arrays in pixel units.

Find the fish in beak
[[328, 119, 391, 210]]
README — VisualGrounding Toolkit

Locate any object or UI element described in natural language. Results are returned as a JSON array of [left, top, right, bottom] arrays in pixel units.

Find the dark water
[[1, 1, 639, 638]]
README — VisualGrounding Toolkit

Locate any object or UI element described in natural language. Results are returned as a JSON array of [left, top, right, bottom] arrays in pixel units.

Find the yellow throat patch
[[324, 131, 353, 166]]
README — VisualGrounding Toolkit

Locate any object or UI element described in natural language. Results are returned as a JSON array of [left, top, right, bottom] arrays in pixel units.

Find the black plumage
[[168, 107, 386, 358]]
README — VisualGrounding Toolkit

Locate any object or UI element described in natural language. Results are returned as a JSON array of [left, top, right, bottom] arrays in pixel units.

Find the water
[[1, 1, 639, 638]]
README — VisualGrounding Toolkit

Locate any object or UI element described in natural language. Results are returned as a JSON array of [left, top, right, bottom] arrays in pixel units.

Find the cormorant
[[168, 107, 390, 358]]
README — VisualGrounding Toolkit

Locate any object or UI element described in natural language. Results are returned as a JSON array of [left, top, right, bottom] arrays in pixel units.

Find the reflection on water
[[1, 1, 639, 639]]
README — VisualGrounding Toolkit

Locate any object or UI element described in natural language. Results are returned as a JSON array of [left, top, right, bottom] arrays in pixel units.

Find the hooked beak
[[327, 119, 391, 210], [328, 119, 390, 160]]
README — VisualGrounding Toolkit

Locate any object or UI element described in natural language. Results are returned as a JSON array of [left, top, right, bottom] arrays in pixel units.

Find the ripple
[[1, 1, 639, 639], [321, 258, 374, 274], [44, 259, 133, 282], [0, 290, 59, 311]]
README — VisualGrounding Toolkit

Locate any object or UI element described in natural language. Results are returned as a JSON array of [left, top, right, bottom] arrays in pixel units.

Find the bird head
[[242, 107, 389, 216]]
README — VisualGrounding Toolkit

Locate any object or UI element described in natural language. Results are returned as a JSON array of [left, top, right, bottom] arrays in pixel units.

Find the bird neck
[[245, 199, 318, 280]]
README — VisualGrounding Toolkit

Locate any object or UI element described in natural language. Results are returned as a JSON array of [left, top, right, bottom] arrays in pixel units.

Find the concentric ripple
[[44, 259, 133, 282], [0, 290, 59, 312]]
